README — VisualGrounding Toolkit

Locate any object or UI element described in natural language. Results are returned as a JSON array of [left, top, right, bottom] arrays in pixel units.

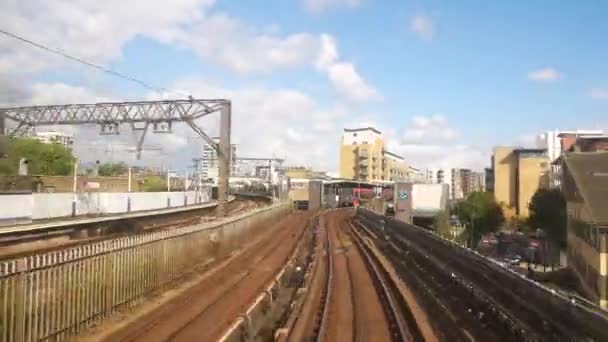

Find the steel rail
[[348, 222, 410, 341]]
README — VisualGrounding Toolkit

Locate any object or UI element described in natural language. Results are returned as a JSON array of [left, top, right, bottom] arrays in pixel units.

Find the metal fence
[[0, 205, 287, 342]]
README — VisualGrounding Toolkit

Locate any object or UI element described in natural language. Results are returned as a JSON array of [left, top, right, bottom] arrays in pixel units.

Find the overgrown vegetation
[[141, 176, 167, 192], [98, 162, 128, 176], [528, 188, 567, 249], [0, 137, 74, 176], [455, 191, 505, 248]]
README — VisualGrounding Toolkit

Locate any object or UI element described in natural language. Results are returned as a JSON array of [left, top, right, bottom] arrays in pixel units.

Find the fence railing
[[0, 204, 288, 342]]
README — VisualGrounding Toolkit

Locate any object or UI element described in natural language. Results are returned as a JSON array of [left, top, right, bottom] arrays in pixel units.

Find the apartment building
[[383, 151, 409, 182], [492, 147, 549, 218], [201, 137, 237, 184], [339, 127, 409, 182], [562, 151, 608, 307]]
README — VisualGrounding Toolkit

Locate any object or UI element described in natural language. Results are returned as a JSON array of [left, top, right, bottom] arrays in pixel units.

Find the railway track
[[99, 211, 312, 342], [356, 209, 608, 341], [388, 227, 580, 341], [306, 209, 414, 342]]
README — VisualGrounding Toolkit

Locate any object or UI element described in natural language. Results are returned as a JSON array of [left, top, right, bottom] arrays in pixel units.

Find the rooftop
[[343, 127, 382, 135], [383, 150, 404, 160], [557, 131, 606, 138]]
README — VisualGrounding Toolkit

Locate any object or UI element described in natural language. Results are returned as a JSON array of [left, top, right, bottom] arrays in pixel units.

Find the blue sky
[[1, 0, 607, 172]]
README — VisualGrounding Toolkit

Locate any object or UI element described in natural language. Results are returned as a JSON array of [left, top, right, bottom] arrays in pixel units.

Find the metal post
[[127, 167, 132, 212], [218, 102, 231, 217], [72, 159, 78, 216], [128, 167, 132, 192], [0, 112, 5, 135], [167, 172, 170, 192]]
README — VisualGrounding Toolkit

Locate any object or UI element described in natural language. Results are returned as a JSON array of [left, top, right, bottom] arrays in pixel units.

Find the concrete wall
[[412, 183, 448, 212], [0, 188, 213, 224], [308, 181, 322, 210], [0, 193, 33, 225], [394, 182, 413, 223]]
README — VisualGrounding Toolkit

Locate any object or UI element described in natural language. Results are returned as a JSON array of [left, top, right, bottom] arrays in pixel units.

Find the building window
[[353, 133, 358, 137]]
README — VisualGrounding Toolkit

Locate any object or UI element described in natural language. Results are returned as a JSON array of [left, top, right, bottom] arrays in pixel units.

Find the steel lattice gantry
[[0, 98, 233, 217]]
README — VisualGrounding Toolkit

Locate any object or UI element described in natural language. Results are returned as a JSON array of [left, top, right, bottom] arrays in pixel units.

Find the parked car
[[504, 254, 522, 266]]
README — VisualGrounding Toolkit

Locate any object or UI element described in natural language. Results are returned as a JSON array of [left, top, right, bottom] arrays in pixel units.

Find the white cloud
[[326, 62, 380, 102], [591, 88, 608, 100], [316, 34, 339, 70], [0, 1, 379, 104], [164, 13, 322, 73], [301, 0, 361, 14], [528, 67, 562, 82], [401, 114, 456, 144], [28, 82, 113, 105], [392, 143, 488, 170], [410, 14, 435, 41], [381, 114, 487, 170], [168, 15, 379, 102], [0, 0, 215, 73]]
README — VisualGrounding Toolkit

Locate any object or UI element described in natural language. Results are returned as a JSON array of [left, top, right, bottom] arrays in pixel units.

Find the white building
[[34, 131, 74, 148], [536, 129, 604, 187], [201, 137, 237, 185]]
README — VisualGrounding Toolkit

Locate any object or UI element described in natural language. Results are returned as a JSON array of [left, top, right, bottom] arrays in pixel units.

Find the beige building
[[492, 147, 549, 217], [339, 127, 409, 182], [382, 151, 409, 182], [285, 167, 313, 202]]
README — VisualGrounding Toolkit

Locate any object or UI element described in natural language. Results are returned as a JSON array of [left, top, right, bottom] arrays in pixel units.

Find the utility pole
[[218, 102, 231, 217]]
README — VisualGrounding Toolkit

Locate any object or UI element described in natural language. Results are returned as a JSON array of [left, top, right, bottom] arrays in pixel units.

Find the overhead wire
[[0, 28, 179, 96]]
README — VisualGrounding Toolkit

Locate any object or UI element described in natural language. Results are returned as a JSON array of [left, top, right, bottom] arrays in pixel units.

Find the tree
[[528, 188, 567, 249], [456, 191, 505, 248], [433, 210, 452, 239], [0, 137, 74, 176], [98, 162, 128, 177]]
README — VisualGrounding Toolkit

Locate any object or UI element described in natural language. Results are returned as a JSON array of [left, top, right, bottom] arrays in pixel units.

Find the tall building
[[485, 167, 494, 192], [451, 168, 464, 200], [339, 127, 409, 182], [201, 137, 237, 184], [492, 147, 549, 217]]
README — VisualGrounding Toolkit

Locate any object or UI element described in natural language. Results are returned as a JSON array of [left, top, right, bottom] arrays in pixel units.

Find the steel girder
[[0, 99, 228, 126]]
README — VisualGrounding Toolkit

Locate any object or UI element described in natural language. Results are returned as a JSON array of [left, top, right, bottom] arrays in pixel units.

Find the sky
[[0, 0, 607, 173]]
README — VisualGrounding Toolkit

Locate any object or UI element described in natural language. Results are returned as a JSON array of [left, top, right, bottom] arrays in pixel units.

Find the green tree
[[528, 188, 567, 248], [0, 137, 74, 176], [456, 191, 505, 248], [141, 176, 167, 192], [433, 210, 452, 239], [98, 162, 128, 176]]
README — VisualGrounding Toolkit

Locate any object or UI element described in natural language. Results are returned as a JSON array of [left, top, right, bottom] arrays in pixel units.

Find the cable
[[0, 28, 173, 95]]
